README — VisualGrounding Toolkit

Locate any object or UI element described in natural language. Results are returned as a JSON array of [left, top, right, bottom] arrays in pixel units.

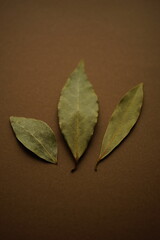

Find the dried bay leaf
[[95, 83, 144, 171], [10, 117, 57, 164], [58, 61, 99, 171]]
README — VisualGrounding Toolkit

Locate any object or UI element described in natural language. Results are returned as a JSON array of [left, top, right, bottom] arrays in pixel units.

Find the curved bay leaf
[[10, 116, 57, 164], [58, 61, 99, 171], [95, 83, 144, 171]]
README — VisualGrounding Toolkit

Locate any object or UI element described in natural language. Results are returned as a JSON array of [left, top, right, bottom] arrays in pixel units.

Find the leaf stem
[[71, 163, 77, 173], [94, 162, 99, 172]]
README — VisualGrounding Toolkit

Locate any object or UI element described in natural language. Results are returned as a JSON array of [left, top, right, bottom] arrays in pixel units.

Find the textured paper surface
[[0, 1, 160, 240]]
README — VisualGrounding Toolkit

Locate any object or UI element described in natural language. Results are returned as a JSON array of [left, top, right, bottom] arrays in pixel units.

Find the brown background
[[0, 1, 160, 240]]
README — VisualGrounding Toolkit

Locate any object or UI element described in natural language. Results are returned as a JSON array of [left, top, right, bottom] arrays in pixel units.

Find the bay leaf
[[95, 83, 144, 171], [10, 116, 57, 164], [58, 61, 99, 171]]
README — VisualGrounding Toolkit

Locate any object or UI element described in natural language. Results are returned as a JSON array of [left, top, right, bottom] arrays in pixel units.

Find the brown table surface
[[0, 1, 160, 240]]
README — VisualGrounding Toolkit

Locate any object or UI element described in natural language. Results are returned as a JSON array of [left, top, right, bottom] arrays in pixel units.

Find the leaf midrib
[[74, 77, 80, 160]]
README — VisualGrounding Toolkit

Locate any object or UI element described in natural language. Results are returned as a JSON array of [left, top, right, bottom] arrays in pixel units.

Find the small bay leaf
[[95, 83, 144, 171], [10, 116, 57, 164], [58, 61, 99, 171]]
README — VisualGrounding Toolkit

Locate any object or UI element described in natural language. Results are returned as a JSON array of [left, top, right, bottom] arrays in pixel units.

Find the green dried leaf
[[95, 83, 144, 171], [10, 116, 57, 164], [58, 61, 99, 171]]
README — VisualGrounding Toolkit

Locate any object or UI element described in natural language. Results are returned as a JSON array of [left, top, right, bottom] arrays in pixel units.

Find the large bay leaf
[[10, 117, 57, 164], [95, 83, 144, 171], [58, 61, 99, 170]]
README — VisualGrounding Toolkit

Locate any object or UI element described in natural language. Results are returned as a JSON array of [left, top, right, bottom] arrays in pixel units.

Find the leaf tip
[[10, 116, 16, 125], [9, 116, 14, 121], [50, 158, 57, 164], [137, 82, 144, 96], [136, 82, 144, 90], [78, 60, 85, 69]]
